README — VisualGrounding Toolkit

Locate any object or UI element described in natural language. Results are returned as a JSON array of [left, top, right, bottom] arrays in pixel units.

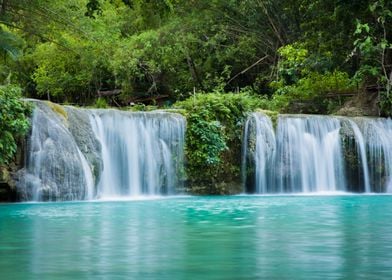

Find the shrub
[[174, 92, 264, 194], [0, 85, 31, 165], [94, 97, 109, 109]]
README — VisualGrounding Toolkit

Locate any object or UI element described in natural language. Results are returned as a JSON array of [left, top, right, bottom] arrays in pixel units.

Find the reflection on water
[[1, 196, 392, 279]]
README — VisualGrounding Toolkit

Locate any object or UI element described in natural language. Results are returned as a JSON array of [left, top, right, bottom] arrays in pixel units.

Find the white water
[[242, 113, 276, 193], [274, 115, 346, 193], [19, 101, 392, 199], [362, 118, 392, 192], [17, 101, 185, 201], [77, 149, 95, 200], [348, 120, 370, 192], [89, 110, 185, 198], [19, 102, 95, 201], [244, 114, 392, 193]]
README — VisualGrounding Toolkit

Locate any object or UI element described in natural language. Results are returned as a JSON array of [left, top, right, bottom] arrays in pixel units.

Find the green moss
[[257, 109, 279, 128], [162, 108, 187, 115], [0, 166, 9, 182], [46, 101, 68, 120], [125, 104, 158, 112]]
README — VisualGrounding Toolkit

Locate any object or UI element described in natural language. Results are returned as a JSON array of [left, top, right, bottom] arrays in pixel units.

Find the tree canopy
[[0, 0, 391, 114]]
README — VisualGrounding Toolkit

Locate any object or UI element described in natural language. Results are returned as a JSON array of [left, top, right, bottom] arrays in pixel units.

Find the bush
[[269, 43, 356, 113], [94, 98, 109, 109], [30, 37, 103, 103], [269, 71, 355, 113], [174, 92, 264, 194], [0, 85, 31, 165]]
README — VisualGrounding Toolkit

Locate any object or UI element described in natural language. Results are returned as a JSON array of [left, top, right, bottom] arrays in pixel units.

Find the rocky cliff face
[[336, 91, 379, 117], [0, 167, 17, 202], [0, 136, 26, 202]]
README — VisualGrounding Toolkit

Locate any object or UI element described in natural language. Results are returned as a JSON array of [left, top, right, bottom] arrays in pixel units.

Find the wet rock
[[15, 101, 94, 201], [65, 106, 103, 183]]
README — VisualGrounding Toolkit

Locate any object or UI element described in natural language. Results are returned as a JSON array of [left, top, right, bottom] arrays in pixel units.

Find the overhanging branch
[[227, 55, 269, 84]]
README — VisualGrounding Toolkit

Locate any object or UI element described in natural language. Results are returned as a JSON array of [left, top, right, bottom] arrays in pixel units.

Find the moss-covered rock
[[46, 101, 68, 120], [257, 109, 279, 128], [64, 106, 103, 184], [0, 166, 18, 201], [14, 101, 96, 201], [339, 118, 363, 192]]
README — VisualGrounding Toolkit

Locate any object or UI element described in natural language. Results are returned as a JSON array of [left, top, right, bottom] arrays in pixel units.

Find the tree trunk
[[0, 0, 8, 15], [187, 55, 203, 90]]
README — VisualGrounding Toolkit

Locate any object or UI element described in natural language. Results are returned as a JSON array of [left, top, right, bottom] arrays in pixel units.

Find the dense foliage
[[0, 85, 31, 165], [0, 0, 390, 112], [174, 92, 262, 194]]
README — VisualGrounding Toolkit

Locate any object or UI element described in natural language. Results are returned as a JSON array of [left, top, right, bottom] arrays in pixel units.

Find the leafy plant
[[0, 27, 23, 60], [94, 98, 109, 109], [186, 110, 227, 165], [174, 92, 264, 194], [0, 85, 31, 165], [353, 1, 392, 116], [269, 43, 355, 113], [31, 40, 95, 102]]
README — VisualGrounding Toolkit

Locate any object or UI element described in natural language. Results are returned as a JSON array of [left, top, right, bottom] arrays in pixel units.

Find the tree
[[353, 0, 392, 115]]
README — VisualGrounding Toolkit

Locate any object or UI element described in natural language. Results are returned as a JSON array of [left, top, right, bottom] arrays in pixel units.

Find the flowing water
[[274, 115, 346, 192], [16, 101, 185, 201], [16, 101, 95, 201], [243, 113, 392, 194], [15, 102, 392, 200], [1, 195, 392, 279], [363, 119, 392, 192], [89, 110, 185, 198], [242, 113, 276, 193]]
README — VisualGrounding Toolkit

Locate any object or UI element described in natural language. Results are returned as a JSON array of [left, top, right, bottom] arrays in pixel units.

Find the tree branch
[[227, 55, 269, 84]]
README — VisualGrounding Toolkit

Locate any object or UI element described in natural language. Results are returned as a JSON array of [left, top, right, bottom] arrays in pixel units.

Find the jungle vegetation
[[0, 0, 390, 110]]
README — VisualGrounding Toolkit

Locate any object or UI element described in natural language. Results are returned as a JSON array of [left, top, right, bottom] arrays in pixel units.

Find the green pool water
[[1, 195, 392, 279]]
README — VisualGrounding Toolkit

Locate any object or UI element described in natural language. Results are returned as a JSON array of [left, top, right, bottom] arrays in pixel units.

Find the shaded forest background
[[0, 0, 391, 114]]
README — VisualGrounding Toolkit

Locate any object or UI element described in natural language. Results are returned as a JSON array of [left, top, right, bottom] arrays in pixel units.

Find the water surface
[[1, 195, 392, 279]]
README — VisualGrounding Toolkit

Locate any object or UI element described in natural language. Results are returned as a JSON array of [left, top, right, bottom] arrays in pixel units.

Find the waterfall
[[15, 101, 95, 201], [242, 113, 276, 193], [89, 110, 185, 198], [77, 149, 95, 200], [16, 100, 392, 199], [274, 115, 346, 193], [362, 118, 392, 192], [347, 120, 370, 192], [243, 114, 392, 193], [15, 101, 185, 201]]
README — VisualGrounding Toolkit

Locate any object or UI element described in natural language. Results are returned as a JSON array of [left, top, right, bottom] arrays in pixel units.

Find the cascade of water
[[274, 115, 346, 193], [362, 118, 392, 193], [347, 120, 371, 192], [77, 149, 95, 200], [89, 110, 185, 198], [242, 113, 275, 193], [244, 114, 392, 194], [16, 101, 185, 201], [16, 102, 94, 201], [18, 101, 392, 199], [244, 115, 347, 193]]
